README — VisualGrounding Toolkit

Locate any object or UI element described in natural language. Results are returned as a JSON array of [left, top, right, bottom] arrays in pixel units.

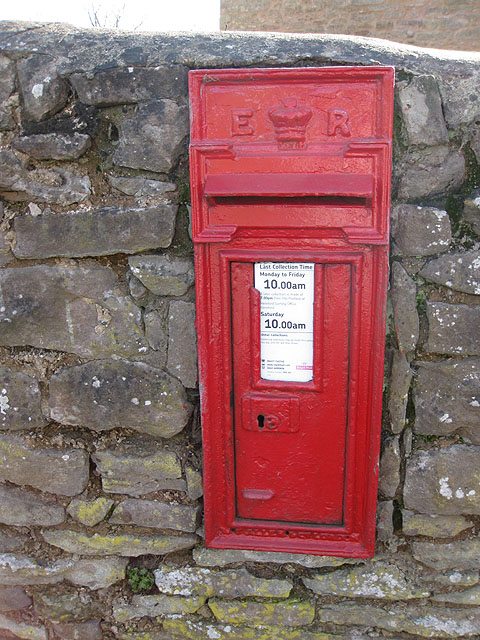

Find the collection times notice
[[254, 262, 314, 382]]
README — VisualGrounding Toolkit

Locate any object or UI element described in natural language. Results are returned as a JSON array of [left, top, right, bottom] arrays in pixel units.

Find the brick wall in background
[[221, 0, 480, 52], [0, 20, 479, 640]]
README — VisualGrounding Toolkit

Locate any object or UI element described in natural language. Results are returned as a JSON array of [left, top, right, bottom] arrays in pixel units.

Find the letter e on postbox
[[189, 67, 394, 557]]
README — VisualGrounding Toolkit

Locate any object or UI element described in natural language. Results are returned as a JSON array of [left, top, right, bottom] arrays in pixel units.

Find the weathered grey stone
[[185, 465, 203, 500], [425, 302, 480, 356], [193, 546, 360, 568], [113, 100, 188, 173], [110, 499, 199, 532], [390, 262, 419, 356], [144, 309, 168, 361], [402, 510, 473, 538], [438, 71, 480, 128], [303, 560, 429, 600], [67, 496, 113, 526], [42, 529, 197, 557], [0, 554, 75, 586], [113, 594, 206, 622], [420, 250, 480, 295], [127, 273, 148, 302], [34, 589, 102, 622], [391, 205, 451, 256], [318, 601, 480, 638], [396, 75, 448, 146], [65, 557, 127, 590], [0, 613, 46, 640], [378, 436, 400, 499], [0, 232, 12, 268], [376, 501, 394, 542], [108, 176, 176, 197], [388, 351, 412, 433], [396, 146, 465, 201], [0, 55, 16, 130], [12, 133, 91, 160], [464, 189, 480, 236], [51, 620, 102, 640], [70, 66, 187, 106], [0, 150, 91, 205], [14, 205, 177, 259], [92, 436, 184, 496], [0, 434, 89, 496], [0, 532, 27, 553], [0, 366, 46, 431], [162, 618, 338, 640], [0, 586, 31, 612], [412, 538, 480, 570], [432, 585, 480, 606], [155, 566, 292, 599], [0, 484, 65, 526], [128, 255, 194, 296], [17, 55, 68, 122], [404, 445, 480, 515], [208, 598, 314, 627], [117, 632, 171, 640], [414, 359, 480, 444], [167, 301, 197, 388], [419, 569, 479, 588], [50, 359, 191, 439], [0, 264, 147, 358]]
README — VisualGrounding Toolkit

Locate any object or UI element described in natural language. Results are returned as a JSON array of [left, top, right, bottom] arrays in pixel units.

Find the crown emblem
[[268, 98, 313, 149]]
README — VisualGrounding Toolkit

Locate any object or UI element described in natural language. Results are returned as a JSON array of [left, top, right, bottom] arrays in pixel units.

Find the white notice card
[[254, 262, 314, 382]]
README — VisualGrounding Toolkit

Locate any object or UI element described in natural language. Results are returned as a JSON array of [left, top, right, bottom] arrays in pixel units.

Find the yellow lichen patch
[[67, 496, 114, 526], [208, 598, 315, 627]]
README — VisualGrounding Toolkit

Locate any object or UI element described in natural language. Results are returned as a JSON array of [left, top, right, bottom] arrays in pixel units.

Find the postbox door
[[231, 259, 352, 526]]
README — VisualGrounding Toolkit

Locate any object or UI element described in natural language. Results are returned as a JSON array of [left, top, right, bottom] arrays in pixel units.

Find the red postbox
[[189, 67, 394, 557]]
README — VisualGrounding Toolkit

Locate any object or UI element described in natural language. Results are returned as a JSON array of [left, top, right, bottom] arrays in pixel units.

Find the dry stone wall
[[0, 20, 479, 640]]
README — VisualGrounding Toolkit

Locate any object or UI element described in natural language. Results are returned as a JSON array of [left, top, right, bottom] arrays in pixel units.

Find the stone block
[[108, 175, 176, 197], [412, 538, 480, 570], [13, 205, 177, 258], [185, 465, 203, 500], [0, 150, 91, 205], [402, 510, 473, 537], [391, 205, 451, 256], [0, 554, 75, 586], [0, 55, 15, 130], [376, 501, 394, 542], [144, 309, 168, 365], [67, 496, 114, 526], [0, 613, 46, 640], [0, 484, 65, 526], [390, 262, 419, 356], [303, 560, 429, 600], [12, 133, 91, 160], [113, 100, 188, 173], [0, 232, 12, 268], [414, 359, 480, 444], [65, 557, 128, 590], [0, 586, 31, 612], [463, 189, 480, 236], [208, 598, 314, 627], [419, 570, 479, 588], [92, 436, 184, 496], [0, 434, 89, 496], [112, 594, 206, 622], [0, 366, 46, 431], [49, 359, 191, 439], [378, 436, 400, 499], [42, 529, 198, 557], [192, 546, 360, 568], [110, 498, 199, 532], [0, 532, 27, 554], [0, 264, 147, 359], [128, 255, 194, 296], [51, 620, 102, 640], [432, 584, 480, 605], [388, 351, 412, 433], [70, 66, 188, 106], [396, 75, 448, 146], [404, 445, 480, 515], [396, 146, 465, 201], [318, 601, 480, 638], [425, 302, 480, 356], [154, 566, 292, 599], [167, 300, 198, 388], [419, 250, 480, 295], [438, 71, 480, 128], [17, 55, 68, 122], [34, 588, 102, 622]]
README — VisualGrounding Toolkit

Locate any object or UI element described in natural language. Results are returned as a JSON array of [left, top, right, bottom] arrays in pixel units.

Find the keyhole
[[257, 414, 265, 429]]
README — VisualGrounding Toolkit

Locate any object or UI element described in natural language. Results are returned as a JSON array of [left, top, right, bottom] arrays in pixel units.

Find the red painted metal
[[189, 67, 394, 557]]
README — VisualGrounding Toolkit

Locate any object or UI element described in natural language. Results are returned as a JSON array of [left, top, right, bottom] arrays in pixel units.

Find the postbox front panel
[[189, 67, 394, 557]]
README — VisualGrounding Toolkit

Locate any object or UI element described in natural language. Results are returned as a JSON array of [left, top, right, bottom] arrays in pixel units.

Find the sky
[[0, 0, 220, 32]]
